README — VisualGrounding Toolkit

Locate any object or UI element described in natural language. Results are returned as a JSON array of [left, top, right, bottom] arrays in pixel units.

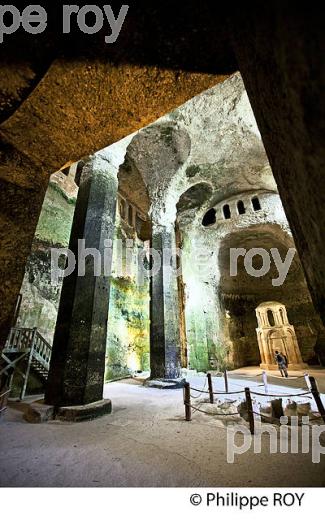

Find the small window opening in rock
[[267, 310, 275, 327], [237, 200, 246, 215], [252, 196, 261, 211], [202, 208, 216, 227], [223, 204, 231, 220], [119, 199, 126, 220], [280, 308, 285, 324], [128, 204, 133, 226]]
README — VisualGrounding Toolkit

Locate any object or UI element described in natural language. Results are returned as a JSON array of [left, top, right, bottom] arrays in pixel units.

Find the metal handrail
[[4, 327, 52, 362], [1, 327, 52, 401], [0, 388, 10, 413], [4, 327, 35, 352], [33, 330, 52, 364]]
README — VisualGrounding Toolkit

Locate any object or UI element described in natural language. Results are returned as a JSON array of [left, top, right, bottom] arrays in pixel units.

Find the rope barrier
[[189, 386, 210, 394], [187, 405, 324, 423], [189, 404, 241, 417], [189, 378, 208, 399], [212, 389, 246, 395], [250, 390, 312, 398], [189, 385, 313, 399], [184, 373, 325, 425], [190, 386, 245, 396]]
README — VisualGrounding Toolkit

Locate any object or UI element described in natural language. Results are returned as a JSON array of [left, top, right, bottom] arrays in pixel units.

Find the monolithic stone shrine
[[255, 301, 306, 370]]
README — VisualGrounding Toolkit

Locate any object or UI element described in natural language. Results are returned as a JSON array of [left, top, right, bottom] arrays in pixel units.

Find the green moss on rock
[[34, 183, 76, 247]]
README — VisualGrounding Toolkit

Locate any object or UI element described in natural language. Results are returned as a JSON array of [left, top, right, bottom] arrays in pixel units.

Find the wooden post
[[309, 376, 325, 423], [184, 382, 191, 421], [262, 370, 268, 394], [224, 369, 229, 393], [207, 373, 214, 403], [245, 387, 255, 435], [304, 372, 311, 391]]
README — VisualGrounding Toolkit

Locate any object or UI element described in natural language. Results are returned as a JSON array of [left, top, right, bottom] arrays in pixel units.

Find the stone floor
[[230, 366, 325, 392], [0, 370, 325, 487]]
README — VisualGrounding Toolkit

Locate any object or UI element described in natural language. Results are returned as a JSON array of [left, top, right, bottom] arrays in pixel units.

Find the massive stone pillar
[[175, 222, 188, 368], [231, 6, 325, 321], [150, 223, 182, 380], [45, 153, 118, 408]]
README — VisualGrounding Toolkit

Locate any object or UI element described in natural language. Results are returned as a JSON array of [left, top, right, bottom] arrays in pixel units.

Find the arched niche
[[255, 301, 306, 370]]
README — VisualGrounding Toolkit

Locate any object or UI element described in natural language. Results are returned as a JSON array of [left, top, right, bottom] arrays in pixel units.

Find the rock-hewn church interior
[[0, 3, 325, 488]]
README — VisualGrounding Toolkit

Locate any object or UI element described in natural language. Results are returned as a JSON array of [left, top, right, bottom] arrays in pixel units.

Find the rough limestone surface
[[0, 56, 226, 348], [17, 161, 150, 390], [116, 73, 325, 371], [16, 73, 325, 383], [23, 401, 55, 424], [106, 211, 150, 380], [1, 9, 324, 380], [17, 177, 77, 344]]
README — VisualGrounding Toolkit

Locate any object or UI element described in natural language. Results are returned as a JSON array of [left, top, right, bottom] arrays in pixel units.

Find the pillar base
[[24, 399, 112, 423], [260, 363, 308, 371], [24, 401, 55, 423], [145, 378, 186, 389]]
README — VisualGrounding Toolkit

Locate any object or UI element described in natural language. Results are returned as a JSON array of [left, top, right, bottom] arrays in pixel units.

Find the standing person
[[275, 350, 288, 378], [281, 351, 288, 368]]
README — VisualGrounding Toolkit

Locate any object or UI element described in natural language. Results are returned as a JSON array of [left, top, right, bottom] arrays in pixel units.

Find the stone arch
[[176, 182, 214, 228], [124, 122, 191, 202], [279, 308, 284, 324], [202, 208, 217, 227], [252, 196, 261, 211], [267, 309, 275, 327], [217, 224, 323, 368], [237, 200, 246, 215], [223, 204, 231, 219]]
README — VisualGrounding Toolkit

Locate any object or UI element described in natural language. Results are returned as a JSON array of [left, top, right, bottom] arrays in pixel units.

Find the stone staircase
[[0, 327, 52, 400]]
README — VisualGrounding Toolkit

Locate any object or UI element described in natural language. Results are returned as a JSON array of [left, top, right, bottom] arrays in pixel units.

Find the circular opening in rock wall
[[202, 208, 216, 226]]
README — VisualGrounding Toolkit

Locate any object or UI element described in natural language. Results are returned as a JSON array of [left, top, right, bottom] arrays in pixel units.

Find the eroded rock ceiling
[[117, 72, 277, 218]]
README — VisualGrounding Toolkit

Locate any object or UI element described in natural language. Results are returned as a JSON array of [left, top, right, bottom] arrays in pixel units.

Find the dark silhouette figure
[[275, 350, 288, 378]]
